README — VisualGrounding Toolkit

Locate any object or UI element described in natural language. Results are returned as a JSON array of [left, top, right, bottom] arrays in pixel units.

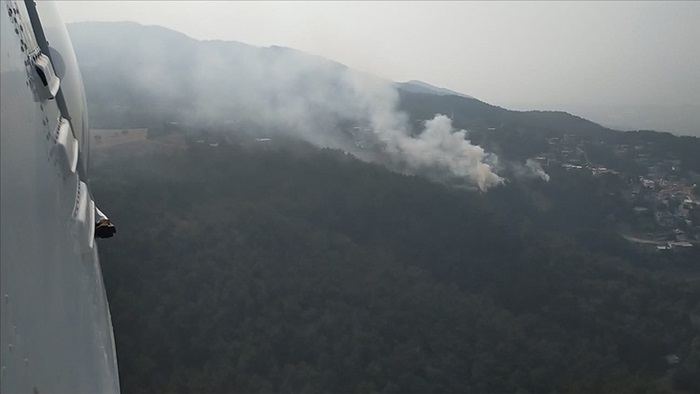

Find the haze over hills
[[56, 1, 700, 139], [555, 103, 700, 138], [65, 21, 700, 393], [65, 22, 595, 130], [68, 20, 699, 210], [69, 21, 696, 142], [68, 21, 653, 191]]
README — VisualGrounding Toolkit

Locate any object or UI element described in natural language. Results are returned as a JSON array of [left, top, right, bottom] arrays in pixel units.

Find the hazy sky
[[56, 1, 699, 112]]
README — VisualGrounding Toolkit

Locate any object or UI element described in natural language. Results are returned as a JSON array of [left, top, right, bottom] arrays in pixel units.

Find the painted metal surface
[[1, 1, 120, 392]]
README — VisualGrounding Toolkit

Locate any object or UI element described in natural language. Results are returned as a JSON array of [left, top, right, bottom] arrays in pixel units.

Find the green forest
[[91, 137, 700, 393]]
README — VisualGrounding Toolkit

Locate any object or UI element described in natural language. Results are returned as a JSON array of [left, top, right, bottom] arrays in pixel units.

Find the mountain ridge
[[67, 21, 615, 135], [396, 79, 474, 99]]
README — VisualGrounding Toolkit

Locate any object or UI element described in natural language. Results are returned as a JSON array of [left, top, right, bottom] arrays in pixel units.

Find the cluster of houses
[[537, 135, 698, 249]]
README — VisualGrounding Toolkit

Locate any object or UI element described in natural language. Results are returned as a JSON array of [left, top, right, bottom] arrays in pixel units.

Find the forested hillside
[[92, 139, 700, 393], [71, 20, 700, 393]]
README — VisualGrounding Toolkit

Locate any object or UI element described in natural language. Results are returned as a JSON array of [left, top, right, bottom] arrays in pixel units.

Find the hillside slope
[[91, 138, 700, 393]]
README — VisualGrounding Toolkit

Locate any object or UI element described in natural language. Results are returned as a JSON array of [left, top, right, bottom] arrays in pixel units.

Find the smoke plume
[[377, 114, 504, 191], [71, 22, 506, 190], [521, 159, 551, 182], [293, 61, 504, 191]]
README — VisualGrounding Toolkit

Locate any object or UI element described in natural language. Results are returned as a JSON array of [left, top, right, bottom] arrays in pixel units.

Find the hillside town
[[534, 134, 699, 249]]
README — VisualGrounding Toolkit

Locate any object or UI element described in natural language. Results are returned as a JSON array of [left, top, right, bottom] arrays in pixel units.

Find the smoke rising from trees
[[72, 22, 542, 190]]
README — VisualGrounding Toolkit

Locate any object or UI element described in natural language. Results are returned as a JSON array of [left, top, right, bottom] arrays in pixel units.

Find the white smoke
[[340, 71, 504, 191], [73, 23, 507, 190], [377, 114, 504, 191], [191, 48, 507, 190], [520, 159, 551, 182]]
